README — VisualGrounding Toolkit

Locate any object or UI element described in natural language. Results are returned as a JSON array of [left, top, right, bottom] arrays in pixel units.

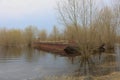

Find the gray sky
[[0, 0, 111, 31], [0, 0, 58, 31]]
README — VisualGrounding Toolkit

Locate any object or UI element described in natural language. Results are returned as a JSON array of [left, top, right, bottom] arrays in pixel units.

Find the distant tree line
[[0, 26, 64, 47], [0, 26, 37, 47], [0, 0, 119, 50]]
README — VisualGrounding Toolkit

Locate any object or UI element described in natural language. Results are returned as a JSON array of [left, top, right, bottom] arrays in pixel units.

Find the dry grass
[[43, 72, 120, 80], [44, 75, 85, 80]]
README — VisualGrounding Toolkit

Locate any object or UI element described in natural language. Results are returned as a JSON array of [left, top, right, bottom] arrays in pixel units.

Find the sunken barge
[[32, 41, 80, 56]]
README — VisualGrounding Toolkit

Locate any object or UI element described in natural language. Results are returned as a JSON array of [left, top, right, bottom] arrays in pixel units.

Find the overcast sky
[[0, 0, 59, 31], [0, 0, 111, 31]]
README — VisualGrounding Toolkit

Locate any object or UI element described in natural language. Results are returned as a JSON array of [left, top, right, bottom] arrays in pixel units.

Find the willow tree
[[0, 28, 9, 46], [49, 26, 61, 41], [24, 26, 37, 47], [96, 7, 116, 49], [57, 0, 101, 76], [112, 0, 120, 43], [113, 0, 120, 34], [57, 0, 99, 52], [7, 29, 23, 46], [38, 29, 47, 41]]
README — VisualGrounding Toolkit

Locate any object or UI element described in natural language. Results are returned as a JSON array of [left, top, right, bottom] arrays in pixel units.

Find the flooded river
[[0, 47, 79, 80], [0, 46, 120, 80]]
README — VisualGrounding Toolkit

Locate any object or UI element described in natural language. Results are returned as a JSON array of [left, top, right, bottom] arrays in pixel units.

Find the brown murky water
[[0, 45, 120, 80]]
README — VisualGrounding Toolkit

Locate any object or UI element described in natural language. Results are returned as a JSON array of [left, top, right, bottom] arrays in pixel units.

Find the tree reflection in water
[[74, 49, 120, 78], [34, 46, 120, 79]]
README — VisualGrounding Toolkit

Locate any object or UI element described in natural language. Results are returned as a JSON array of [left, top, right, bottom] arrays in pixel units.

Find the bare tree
[[57, 0, 97, 27], [57, 0, 117, 47], [57, 0, 98, 51], [112, 0, 120, 33]]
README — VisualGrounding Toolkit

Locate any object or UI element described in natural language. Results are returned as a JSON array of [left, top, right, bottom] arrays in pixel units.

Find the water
[[115, 44, 120, 71], [0, 46, 120, 80], [0, 47, 79, 80]]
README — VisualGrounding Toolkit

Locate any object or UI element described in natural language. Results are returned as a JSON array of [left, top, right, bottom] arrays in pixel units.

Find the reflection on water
[[0, 47, 79, 80], [76, 44, 120, 77], [115, 44, 120, 71], [0, 46, 120, 80]]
